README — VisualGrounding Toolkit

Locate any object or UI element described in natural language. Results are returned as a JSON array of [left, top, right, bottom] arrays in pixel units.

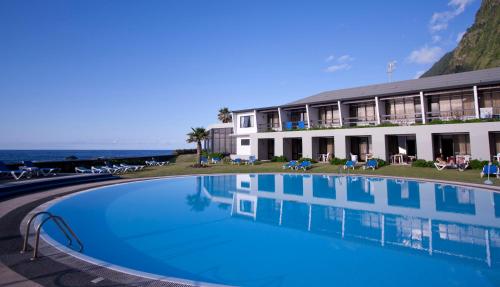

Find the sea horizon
[[0, 149, 175, 163]]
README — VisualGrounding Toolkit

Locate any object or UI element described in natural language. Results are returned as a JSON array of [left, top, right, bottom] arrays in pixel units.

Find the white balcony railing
[[381, 113, 423, 125], [426, 110, 476, 121], [257, 123, 280, 132], [343, 116, 377, 127], [309, 119, 342, 129]]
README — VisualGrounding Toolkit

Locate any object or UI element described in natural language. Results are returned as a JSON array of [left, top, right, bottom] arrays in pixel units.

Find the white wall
[[234, 111, 257, 135], [236, 136, 252, 156], [250, 122, 499, 161]]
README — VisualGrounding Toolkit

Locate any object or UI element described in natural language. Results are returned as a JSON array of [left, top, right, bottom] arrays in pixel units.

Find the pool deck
[[1, 173, 499, 287]]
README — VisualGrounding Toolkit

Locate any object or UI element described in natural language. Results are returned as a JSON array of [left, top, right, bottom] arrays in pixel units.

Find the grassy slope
[[421, 0, 500, 77], [121, 154, 500, 186]]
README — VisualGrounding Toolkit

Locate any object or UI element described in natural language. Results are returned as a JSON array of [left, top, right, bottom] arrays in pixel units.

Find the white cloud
[[407, 46, 443, 64], [337, 54, 354, 63], [324, 53, 354, 72], [432, 35, 442, 43], [456, 31, 466, 42], [429, 0, 474, 33], [325, 64, 351, 73], [414, 70, 425, 79]]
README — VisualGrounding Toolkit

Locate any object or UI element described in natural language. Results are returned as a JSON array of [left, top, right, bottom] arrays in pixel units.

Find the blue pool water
[[44, 174, 500, 286]]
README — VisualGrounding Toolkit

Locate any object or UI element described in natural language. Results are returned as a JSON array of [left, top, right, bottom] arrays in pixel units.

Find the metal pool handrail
[[21, 211, 83, 260]]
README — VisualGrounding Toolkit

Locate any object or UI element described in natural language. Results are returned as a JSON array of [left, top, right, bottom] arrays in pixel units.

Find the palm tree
[[217, 107, 232, 123], [186, 127, 209, 165], [186, 177, 210, 212]]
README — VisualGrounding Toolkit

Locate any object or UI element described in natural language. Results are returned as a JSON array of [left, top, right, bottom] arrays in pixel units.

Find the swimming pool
[[42, 174, 500, 286]]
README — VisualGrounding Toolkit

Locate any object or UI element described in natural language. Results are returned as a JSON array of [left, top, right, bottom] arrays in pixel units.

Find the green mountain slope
[[421, 0, 500, 78]]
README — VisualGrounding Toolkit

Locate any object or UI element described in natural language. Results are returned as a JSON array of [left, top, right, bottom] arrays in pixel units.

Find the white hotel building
[[205, 67, 500, 162]]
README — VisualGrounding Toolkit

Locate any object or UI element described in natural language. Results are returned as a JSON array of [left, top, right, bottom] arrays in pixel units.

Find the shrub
[[469, 159, 489, 170], [271, 155, 288, 162], [371, 158, 386, 167], [208, 152, 225, 159], [298, 157, 317, 163], [330, 157, 347, 165], [412, 159, 434, 168]]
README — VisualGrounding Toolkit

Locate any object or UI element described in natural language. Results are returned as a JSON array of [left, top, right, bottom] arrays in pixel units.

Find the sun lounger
[[200, 156, 209, 166], [145, 159, 169, 166], [22, 160, 59, 176], [434, 161, 454, 171], [0, 161, 31, 180], [295, 160, 312, 171], [113, 164, 131, 172], [91, 166, 109, 174], [363, 159, 378, 170], [282, 160, 298, 169], [246, 156, 257, 165], [120, 163, 145, 171], [480, 164, 499, 178], [75, 166, 93, 173], [231, 158, 242, 165], [456, 156, 470, 172], [344, 160, 357, 170], [211, 157, 221, 164]]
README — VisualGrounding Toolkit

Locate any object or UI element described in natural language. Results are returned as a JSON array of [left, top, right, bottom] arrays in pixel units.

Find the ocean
[[0, 150, 174, 163]]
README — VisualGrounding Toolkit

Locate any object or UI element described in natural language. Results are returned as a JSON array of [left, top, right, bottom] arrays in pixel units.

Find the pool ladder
[[21, 211, 83, 260]]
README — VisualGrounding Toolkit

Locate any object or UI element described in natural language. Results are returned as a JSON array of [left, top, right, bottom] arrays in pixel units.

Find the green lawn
[[120, 154, 500, 187]]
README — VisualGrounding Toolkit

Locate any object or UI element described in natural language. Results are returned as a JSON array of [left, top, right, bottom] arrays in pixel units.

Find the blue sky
[[0, 0, 481, 149]]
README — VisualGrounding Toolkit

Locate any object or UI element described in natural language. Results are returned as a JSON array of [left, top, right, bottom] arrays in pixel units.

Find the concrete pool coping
[[1, 173, 499, 287]]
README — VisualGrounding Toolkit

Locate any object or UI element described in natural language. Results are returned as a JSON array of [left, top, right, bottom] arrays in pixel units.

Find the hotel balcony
[[381, 113, 423, 125], [343, 116, 377, 127], [309, 119, 342, 129], [257, 122, 281, 132], [426, 109, 477, 122], [282, 121, 309, 130]]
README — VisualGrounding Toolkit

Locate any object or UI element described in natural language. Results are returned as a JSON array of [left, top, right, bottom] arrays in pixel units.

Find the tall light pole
[[387, 61, 396, 82]]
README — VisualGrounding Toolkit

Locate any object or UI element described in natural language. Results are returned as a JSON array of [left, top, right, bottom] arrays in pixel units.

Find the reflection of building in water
[[435, 185, 476, 215], [200, 174, 500, 268]]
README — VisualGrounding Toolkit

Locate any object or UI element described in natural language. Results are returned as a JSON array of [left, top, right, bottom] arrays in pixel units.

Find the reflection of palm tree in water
[[186, 177, 211, 212]]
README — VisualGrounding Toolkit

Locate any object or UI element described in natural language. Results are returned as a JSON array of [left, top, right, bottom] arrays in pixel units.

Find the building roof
[[232, 67, 500, 113], [206, 122, 233, 130]]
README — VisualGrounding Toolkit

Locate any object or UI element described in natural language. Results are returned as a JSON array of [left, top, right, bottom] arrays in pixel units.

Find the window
[[241, 139, 250, 146], [240, 115, 254, 128]]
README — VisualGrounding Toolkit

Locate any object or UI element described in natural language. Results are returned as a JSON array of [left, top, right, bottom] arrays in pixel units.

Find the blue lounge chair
[[481, 164, 499, 178], [363, 159, 378, 170], [0, 161, 31, 180], [344, 160, 357, 170], [297, 121, 305, 129], [282, 160, 298, 169], [295, 160, 312, 171], [285, 122, 293, 130], [247, 156, 257, 165], [211, 157, 221, 164], [22, 160, 59, 176], [231, 158, 242, 165], [200, 156, 209, 165]]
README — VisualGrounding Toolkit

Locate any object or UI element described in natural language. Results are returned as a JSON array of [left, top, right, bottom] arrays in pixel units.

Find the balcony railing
[[309, 119, 342, 129], [343, 117, 377, 126], [381, 113, 423, 125], [426, 110, 476, 121], [283, 121, 308, 130], [257, 123, 281, 132]]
